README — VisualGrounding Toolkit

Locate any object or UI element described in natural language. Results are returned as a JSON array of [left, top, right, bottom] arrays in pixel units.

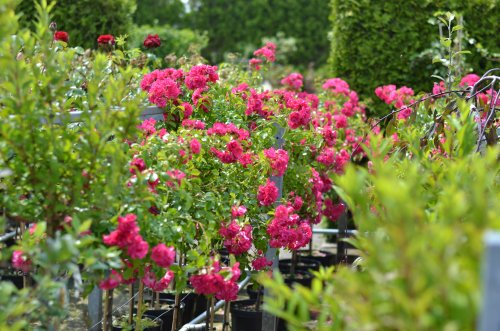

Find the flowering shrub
[[143, 33, 161, 49], [97, 34, 115, 45], [9, 2, 497, 329], [53, 30, 68, 42]]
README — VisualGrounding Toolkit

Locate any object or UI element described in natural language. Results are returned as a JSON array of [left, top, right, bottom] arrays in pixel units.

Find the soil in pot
[[231, 299, 262, 331], [279, 257, 320, 274], [112, 314, 162, 331]]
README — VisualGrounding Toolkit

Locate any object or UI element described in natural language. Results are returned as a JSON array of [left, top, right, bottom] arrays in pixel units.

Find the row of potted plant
[[2, 3, 498, 330]]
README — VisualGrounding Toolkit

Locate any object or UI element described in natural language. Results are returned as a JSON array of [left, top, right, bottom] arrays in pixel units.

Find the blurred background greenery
[[16, 0, 499, 98]]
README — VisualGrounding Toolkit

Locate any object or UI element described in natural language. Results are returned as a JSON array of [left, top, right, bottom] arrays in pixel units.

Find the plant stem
[[20, 222, 30, 288], [255, 285, 263, 312], [209, 296, 216, 331], [128, 283, 134, 326], [155, 292, 160, 310], [171, 292, 181, 331], [103, 289, 113, 331], [290, 250, 298, 277], [205, 297, 210, 331], [135, 280, 144, 331], [171, 252, 183, 331], [222, 301, 230, 331]]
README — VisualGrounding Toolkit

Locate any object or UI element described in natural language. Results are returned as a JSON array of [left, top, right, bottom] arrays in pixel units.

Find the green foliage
[[129, 24, 208, 63], [16, 0, 136, 49], [1, 0, 147, 326], [260, 89, 500, 329], [134, 0, 186, 27], [188, 0, 330, 67], [329, 0, 499, 103]]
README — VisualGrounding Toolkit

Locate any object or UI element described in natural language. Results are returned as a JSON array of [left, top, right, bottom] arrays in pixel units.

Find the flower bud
[[49, 21, 57, 32]]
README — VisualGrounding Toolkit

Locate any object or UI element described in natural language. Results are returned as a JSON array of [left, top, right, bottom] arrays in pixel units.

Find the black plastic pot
[[283, 270, 313, 288], [297, 249, 336, 267], [112, 314, 162, 331], [159, 292, 196, 325], [246, 284, 264, 301], [231, 299, 262, 331], [133, 299, 184, 331], [278, 257, 320, 274], [191, 293, 208, 320], [0, 274, 24, 289]]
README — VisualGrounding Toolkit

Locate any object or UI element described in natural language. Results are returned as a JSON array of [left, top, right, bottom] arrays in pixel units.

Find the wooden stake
[[135, 281, 144, 331], [222, 301, 230, 331], [209, 296, 215, 331], [103, 289, 113, 331], [128, 283, 134, 326]]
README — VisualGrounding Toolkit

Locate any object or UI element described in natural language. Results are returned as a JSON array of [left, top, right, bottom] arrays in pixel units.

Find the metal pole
[[479, 231, 500, 331], [336, 207, 348, 265], [262, 124, 285, 331], [88, 285, 103, 331]]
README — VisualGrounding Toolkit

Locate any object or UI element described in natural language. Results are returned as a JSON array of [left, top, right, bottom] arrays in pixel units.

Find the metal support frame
[[336, 209, 348, 265], [0, 231, 16, 243], [261, 124, 286, 331], [479, 231, 500, 331], [88, 285, 103, 331]]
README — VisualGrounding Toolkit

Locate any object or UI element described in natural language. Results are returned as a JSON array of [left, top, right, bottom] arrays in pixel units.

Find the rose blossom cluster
[[249, 42, 276, 70], [316, 148, 350, 174], [375, 84, 414, 120], [143, 267, 174, 292], [207, 122, 250, 140], [264, 147, 289, 176], [101, 214, 176, 291], [208, 123, 254, 166], [103, 214, 149, 259], [143, 34, 161, 49], [97, 34, 115, 45], [210, 140, 253, 166], [281, 73, 304, 91], [459, 74, 499, 106], [54, 31, 69, 42], [286, 97, 312, 129], [12, 250, 31, 273], [459, 74, 480, 87], [185, 64, 219, 91], [308, 168, 335, 224], [245, 89, 273, 118], [323, 199, 346, 222], [220, 221, 253, 255], [219, 205, 252, 255], [267, 205, 312, 250], [322, 78, 364, 117], [189, 261, 241, 301], [252, 254, 273, 271], [322, 78, 351, 96], [140, 68, 185, 108], [257, 179, 279, 206]]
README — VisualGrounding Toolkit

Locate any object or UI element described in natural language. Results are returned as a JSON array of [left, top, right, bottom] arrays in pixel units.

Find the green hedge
[[134, 0, 185, 27], [17, 0, 136, 49], [188, 0, 331, 67], [329, 0, 499, 100], [129, 24, 208, 59]]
